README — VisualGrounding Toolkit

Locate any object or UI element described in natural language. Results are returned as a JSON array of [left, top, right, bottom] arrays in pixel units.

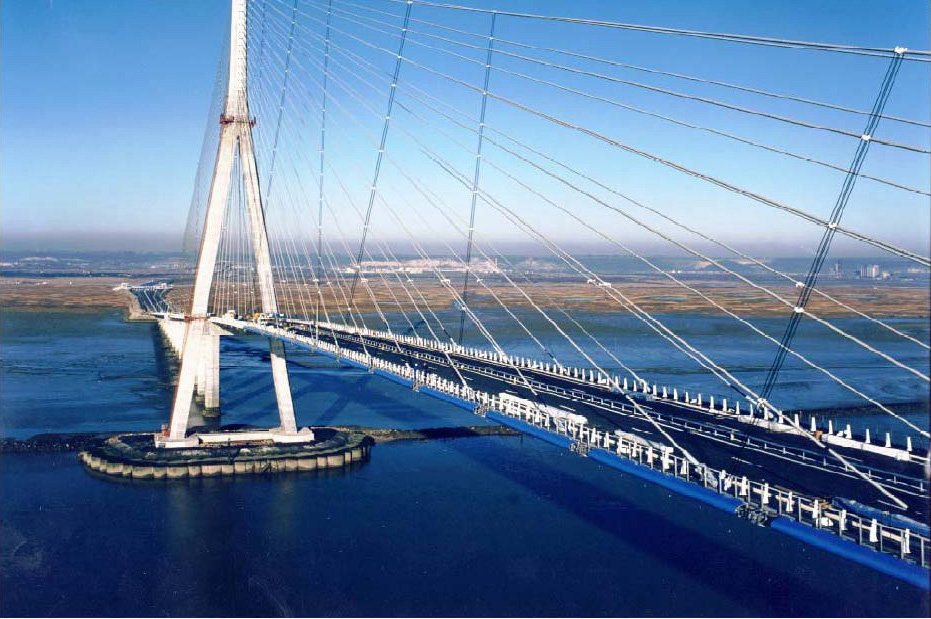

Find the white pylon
[[165, 0, 297, 442]]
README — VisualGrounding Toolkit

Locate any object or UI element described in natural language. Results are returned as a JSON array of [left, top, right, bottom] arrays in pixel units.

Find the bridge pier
[[157, 318, 186, 356], [203, 332, 220, 413], [196, 333, 208, 399], [195, 330, 221, 414]]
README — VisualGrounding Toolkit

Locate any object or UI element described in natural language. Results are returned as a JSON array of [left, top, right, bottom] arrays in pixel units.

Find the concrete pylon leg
[[268, 337, 296, 433], [240, 122, 297, 435], [168, 320, 204, 440], [164, 124, 235, 440], [204, 333, 221, 412]]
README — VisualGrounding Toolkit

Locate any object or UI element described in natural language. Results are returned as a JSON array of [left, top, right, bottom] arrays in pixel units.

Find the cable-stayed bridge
[[133, 0, 929, 587]]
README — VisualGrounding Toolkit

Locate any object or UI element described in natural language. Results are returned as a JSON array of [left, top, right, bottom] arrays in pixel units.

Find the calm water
[[1, 309, 928, 616]]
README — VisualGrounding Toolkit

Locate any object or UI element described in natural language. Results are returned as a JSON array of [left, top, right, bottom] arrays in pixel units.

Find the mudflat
[[2, 276, 927, 317], [167, 278, 929, 317], [0, 277, 134, 311]]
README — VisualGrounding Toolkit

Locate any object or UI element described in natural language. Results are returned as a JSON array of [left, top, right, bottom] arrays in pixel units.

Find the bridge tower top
[[224, 0, 251, 123]]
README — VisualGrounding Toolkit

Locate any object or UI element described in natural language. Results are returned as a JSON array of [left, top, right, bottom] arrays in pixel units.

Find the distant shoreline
[[1, 275, 928, 318]]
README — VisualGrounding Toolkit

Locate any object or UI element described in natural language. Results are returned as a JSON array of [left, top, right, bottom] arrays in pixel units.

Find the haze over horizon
[[1, 231, 927, 261]]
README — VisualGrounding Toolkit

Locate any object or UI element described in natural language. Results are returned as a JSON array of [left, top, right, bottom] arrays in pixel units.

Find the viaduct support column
[[203, 331, 221, 413], [196, 334, 208, 398], [168, 319, 206, 440]]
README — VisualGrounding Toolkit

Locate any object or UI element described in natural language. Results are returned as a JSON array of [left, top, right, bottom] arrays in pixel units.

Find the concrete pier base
[[158, 319, 187, 357], [154, 426, 316, 449], [79, 428, 371, 481], [199, 332, 221, 412]]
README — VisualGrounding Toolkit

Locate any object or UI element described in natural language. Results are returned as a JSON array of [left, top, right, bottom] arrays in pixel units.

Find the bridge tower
[[160, 0, 305, 447]]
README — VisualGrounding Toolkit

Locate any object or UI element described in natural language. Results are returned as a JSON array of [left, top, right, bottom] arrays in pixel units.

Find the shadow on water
[[149, 323, 176, 391], [300, 373, 380, 427], [438, 438, 853, 616], [76, 433, 923, 617], [218, 380, 280, 414], [218, 334, 466, 431]]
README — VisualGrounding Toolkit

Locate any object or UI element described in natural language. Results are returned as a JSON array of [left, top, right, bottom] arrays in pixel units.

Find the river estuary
[[1, 309, 927, 616]]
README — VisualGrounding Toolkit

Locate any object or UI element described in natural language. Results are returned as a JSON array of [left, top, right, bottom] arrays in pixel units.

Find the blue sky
[[2, 0, 928, 254]]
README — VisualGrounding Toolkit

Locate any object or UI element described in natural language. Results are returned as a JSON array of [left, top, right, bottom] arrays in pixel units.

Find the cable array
[[191, 0, 928, 507]]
